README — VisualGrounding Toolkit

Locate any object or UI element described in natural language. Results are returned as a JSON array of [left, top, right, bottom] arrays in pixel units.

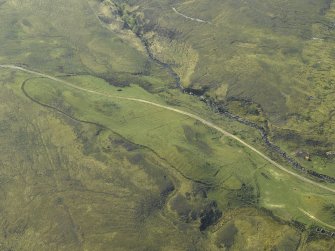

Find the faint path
[[299, 208, 335, 230], [1, 64, 335, 194], [172, 7, 211, 24]]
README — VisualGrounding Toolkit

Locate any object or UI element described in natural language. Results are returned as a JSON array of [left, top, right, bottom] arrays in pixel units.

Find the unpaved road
[[172, 7, 211, 24], [299, 208, 335, 230], [1, 64, 335, 195]]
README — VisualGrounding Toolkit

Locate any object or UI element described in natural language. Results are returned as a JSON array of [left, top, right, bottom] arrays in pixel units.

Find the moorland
[[0, 0, 335, 250]]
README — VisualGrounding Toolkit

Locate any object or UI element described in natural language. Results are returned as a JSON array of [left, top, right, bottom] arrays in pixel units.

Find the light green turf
[[1, 0, 335, 250]]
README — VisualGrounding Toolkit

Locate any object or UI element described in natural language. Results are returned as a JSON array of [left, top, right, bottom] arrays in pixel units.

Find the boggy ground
[[0, 0, 335, 250], [111, 0, 335, 179]]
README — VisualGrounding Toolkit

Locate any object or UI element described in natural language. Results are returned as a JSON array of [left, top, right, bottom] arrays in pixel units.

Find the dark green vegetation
[[0, 0, 335, 250], [114, 0, 335, 178]]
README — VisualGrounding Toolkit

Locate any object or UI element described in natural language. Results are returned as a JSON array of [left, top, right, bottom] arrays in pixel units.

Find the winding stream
[[1, 64, 335, 195], [135, 29, 335, 185]]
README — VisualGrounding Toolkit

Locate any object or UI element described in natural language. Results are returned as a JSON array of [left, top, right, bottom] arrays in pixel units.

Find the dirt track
[[1, 64, 335, 195]]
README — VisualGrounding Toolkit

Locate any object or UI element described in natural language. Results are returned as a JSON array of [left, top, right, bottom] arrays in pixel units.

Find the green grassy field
[[114, 0, 335, 177], [1, 0, 335, 250]]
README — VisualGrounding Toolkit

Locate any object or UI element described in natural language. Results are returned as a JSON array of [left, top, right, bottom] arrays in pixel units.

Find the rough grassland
[[117, 0, 335, 178], [0, 0, 335, 250]]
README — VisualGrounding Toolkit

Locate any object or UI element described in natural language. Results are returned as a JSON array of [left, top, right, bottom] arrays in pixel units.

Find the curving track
[[1, 64, 335, 195]]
